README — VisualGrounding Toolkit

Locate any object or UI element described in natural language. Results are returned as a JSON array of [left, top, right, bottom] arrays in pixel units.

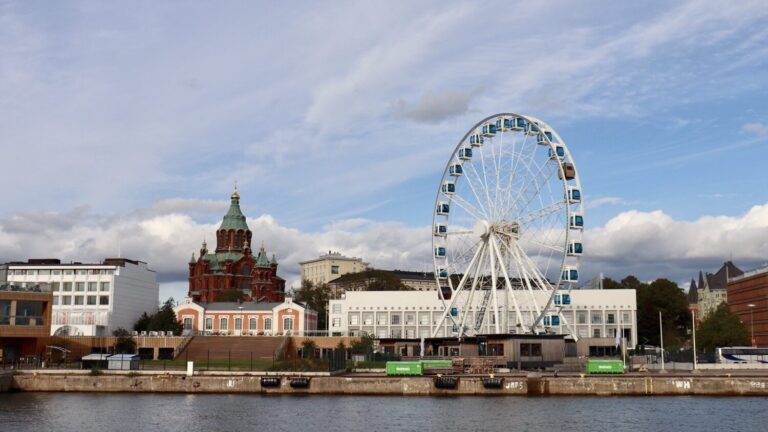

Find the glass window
[[607, 313, 615, 324], [332, 317, 341, 327], [53, 296, 60, 306], [577, 311, 587, 324], [88, 282, 97, 292], [264, 318, 272, 331], [331, 265, 339, 274], [90, 269, 100, 275], [99, 296, 109, 305], [75, 282, 85, 292], [104, 270, 114, 275], [349, 314, 359, 325], [63, 282, 72, 292], [283, 317, 293, 331], [235, 318, 242, 330], [220, 318, 228, 330], [593, 328, 601, 338], [52, 270, 61, 275], [591, 311, 602, 324], [405, 313, 415, 325], [64, 269, 73, 275], [38, 269, 50, 276], [183, 317, 193, 330], [28, 270, 38, 276], [76, 270, 87, 275], [332, 304, 341, 314], [87, 296, 97, 305], [391, 314, 401, 325], [51, 282, 60, 291], [100, 282, 110, 291], [249, 318, 257, 330], [74, 296, 84, 305], [205, 318, 213, 330], [62, 296, 72, 306], [622, 312, 630, 323]]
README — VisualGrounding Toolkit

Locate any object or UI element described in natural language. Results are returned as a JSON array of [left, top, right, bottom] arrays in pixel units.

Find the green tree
[[216, 289, 244, 302], [350, 334, 374, 355], [333, 270, 410, 292], [293, 280, 331, 330], [602, 277, 621, 290], [636, 278, 690, 349], [301, 339, 318, 359], [112, 328, 136, 354], [133, 298, 184, 334], [697, 303, 749, 353]]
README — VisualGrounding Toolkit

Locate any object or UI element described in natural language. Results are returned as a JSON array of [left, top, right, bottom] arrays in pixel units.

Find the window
[[28, 270, 38, 276], [607, 313, 615, 324], [52, 296, 60, 306], [39, 269, 50, 276], [64, 270, 73, 275], [87, 296, 97, 305], [331, 265, 339, 275], [405, 313, 415, 325], [62, 296, 72, 306], [104, 270, 114, 275], [52, 270, 61, 275], [349, 314, 359, 325], [591, 311, 602, 324], [283, 317, 294, 332], [332, 317, 341, 328], [75, 282, 85, 292], [235, 318, 242, 330], [520, 343, 542, 357], [249, 318, 257, 330], [183, 317, 193, 330], [622, 312, 630, 324], [76, 270, 87, 275], [74, 296, 84, 305], [99, 296, 109, 305], [577, 311, 587, 324], [51, 282, 60, 291], [391, 314, 401, 325], [593, 328, 601, 338], [220, 318, 228, 330], [332, 304, 341, 314], [90, 269, 100, 275], [88, 282, 97, 292], [63, 282, 72, 292], [100, 282, 110, 291], [205, 318, 213, 330], [264, 318, 272, 331]]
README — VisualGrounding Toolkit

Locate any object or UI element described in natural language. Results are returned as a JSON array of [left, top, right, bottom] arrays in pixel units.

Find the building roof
[[705, 261, 743, 291], [255, 245, 271, 267], [299, 251, 368, 265], [5, 258, 149, 269], [200, 302, 282, 311], [219, 191, 249, 231], [687, 278, 698, 304]]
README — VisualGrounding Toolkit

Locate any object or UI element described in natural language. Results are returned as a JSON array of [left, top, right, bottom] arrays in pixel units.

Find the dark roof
[[5, 258, 146, 267], [389, 270, 435, 281], [198, 302, 282, 311], [687, 279, 698, 304], [706, 261, 743, 291]]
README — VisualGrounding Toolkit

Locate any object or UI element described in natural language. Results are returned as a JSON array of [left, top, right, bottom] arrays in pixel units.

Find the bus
[[716, 347, 768, 364]]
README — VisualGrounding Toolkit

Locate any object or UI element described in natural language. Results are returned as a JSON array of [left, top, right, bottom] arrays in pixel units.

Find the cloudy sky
[[1, 0, 767, 302]]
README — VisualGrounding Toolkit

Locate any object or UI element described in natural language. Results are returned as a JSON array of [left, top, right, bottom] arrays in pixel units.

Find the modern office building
[[299, 251, 368, 286], [174, 296, 317, 336], [728, 265, 768, 347], [0, 282, 53, 362], [4, 258, 159, 336], [328, 289, 637, 354]]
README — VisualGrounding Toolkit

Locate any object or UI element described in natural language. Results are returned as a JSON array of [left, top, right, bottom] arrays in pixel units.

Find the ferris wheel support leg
[[489, 234, 501, 334], [459, 244, 488, 338], [490, 237, 525, 330], [431, 243, 485, 338], [505, 241, 544, 333], [516, 243, 558, 331]]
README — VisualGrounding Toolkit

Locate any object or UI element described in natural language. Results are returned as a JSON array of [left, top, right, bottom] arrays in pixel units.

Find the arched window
[[249, 317, 257, 330], [264, 318, 272, 331]]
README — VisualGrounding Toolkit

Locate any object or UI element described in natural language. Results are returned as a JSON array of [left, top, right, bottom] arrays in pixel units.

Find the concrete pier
[[6, 372, 768, 396], [0, 371, 11, 392]]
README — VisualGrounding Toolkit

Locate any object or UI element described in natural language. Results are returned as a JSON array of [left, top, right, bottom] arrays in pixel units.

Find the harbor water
[[1, 393, 766, 431]]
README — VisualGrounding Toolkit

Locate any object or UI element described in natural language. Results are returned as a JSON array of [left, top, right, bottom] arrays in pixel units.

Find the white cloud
[[396, 90, 473, 124], [586, 197, 625, 209], [742, 122, 768, 137]]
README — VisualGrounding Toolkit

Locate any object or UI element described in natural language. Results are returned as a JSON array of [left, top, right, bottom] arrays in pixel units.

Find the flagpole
[[659, 311, 665, 371], [692, 309, 697, 371]]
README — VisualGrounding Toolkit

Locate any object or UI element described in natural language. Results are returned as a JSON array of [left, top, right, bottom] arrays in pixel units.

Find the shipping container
[[420, 360, 453, 368], [586, 359, 624, 374], [386, 361, 424, 376]]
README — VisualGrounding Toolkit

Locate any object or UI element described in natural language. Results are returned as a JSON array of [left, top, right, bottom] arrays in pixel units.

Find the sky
[[1, 0, 767, 303]]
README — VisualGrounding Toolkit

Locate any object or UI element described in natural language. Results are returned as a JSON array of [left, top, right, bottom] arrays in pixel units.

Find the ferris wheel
[[431, 113, 583, 337]]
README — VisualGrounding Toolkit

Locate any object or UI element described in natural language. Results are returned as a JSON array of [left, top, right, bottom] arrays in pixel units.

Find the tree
[[133, 298, 184, 334], [332, 270, 411, 292], [697, 303, 749, 353], [350, 334, 374, 355], [301, 339, 318, 359], [113, 328, 136, 354], [216, 290, 244, 302], [602, 277, 622, 290], [636, 278, 690, 349], [293, 280, 331, 330]]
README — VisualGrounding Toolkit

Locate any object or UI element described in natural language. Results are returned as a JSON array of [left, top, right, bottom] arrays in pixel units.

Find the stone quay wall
[[7, 373, 768, 396]]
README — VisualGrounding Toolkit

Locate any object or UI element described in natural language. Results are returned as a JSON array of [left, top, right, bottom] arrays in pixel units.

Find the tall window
[[100, 282, 110, 291], [63, 282, 72, 292], [331, 265, 339, 275], [235, 318, 242, 330], [283, 317, 294, 333], [183, 317, 193, 330], [75, 282, 85, 292], [220, 318, 228, 330], [249, 317, 257, 330], [88, 282, 97, 292], [264, 318, 272, 331], [205, 318, 213, 330]]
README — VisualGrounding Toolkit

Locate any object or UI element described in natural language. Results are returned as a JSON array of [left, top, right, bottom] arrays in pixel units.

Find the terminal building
[[329, 289, 636, 356], [728, 265, 768, 347], [3, 258, 158, 336]]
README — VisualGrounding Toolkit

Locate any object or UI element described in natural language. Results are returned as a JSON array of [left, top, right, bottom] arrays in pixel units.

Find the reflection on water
[[1, 393, 766, 432]]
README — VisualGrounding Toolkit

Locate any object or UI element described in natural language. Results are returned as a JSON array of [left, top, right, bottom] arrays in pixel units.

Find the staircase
[[473, 288, 494, 333], [175, 336, 284, 361]]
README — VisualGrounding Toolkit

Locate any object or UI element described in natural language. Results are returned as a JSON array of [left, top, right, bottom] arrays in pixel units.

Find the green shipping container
[[420, 360, 453, 368], [386, 361, 423, 376], [586, 359, 624, 374]]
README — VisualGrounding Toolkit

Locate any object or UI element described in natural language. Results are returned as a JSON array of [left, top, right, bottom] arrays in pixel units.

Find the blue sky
[[1, 1, 767, 302]]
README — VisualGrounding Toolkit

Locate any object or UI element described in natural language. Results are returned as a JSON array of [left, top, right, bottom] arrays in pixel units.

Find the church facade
[[187, 190, 285, 303]]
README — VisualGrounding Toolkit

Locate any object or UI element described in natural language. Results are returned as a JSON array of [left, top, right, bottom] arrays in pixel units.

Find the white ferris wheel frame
[[431, 113, 584, 338]]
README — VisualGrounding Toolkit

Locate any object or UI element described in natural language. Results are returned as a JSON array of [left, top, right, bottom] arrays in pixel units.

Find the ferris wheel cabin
[[562, 266, 579, 283], [511, 117, 526, 131], [449, 163, 463, 176], [559, 162, 576, 180], [567, 186, 581, 203], [569, 213, 584, 229], [481, 122, 497, 137], [543, 315, 561, 326], [496, 117, 514, 132], [469, 132, 484, 146], [458, 147, 472, 160], [434, 223, 447, 236], [567, 241, 583, 256], [525, 122, 540, 136], [549, 145, 565, 159], [436, 202, 450, 215], [434, 246, 447, 258], [537, 131, 554, 145], [437, 268, 448, 278], [554, 294, 572, 305], [441, 181, 455, 194]]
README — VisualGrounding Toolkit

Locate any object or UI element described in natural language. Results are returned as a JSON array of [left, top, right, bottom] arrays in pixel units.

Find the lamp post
[[238, 306, 244, 337], [747, 304, 756, 347], [691, 309, 697, 371], [659, 311, 665, 371]]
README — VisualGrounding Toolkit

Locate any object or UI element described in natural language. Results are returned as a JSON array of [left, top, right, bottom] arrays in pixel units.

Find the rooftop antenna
[[117, 237, 122, 258]]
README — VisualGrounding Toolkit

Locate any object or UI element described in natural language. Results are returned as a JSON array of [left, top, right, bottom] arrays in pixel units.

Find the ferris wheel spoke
[[477, 140, 497, 218], [517, 200, 566, 226], [450, 193, 488, 223], [462, 157, 493, 219], [506, 164, 559, 222]]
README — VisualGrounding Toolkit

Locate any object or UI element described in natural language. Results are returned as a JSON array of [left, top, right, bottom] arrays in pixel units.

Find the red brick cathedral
[[188, 189, 285, 303]]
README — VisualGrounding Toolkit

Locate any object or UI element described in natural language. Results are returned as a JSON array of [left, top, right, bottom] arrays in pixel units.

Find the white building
[[329, 289, 637, 345], [4, 258, 159, 336], [299, 251, 369, 285]]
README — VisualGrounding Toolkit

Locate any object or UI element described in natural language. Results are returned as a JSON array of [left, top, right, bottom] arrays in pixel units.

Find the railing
[[186, 330, 370, 337], [172, 334, 195, 359], [0, 284, 52, 293], [0, 315, 47, 326]]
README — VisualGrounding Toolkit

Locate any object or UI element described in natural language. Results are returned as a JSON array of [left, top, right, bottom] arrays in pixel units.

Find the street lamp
[[238, 306, 244, 337], [747, 304, 756, 347]]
